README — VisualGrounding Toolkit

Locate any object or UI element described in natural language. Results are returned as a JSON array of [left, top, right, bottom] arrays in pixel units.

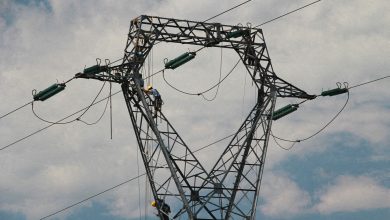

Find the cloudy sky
[[0, 0, 389, 219]]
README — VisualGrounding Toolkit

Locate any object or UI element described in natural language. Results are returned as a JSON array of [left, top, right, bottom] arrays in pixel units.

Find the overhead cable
[[32, 81, 108, 125], [349, 75, 390, 90], [0, 0, 324, 121], [160, 0, 326, 99], [255, 0, 323, 27], [0, 65, 173, 152], [203, 0, 253, 23], [77, 95, 110, 126], [201, 48, 224, 101], [162, 58, 241, 96], [271, 73, 390, 149], [0, 90, 122, 152], [0, 77, 75, 121], [154, 0, 253, 47], [0, 101, 33, 121], [272, 90, 350, 147], [39, 174, 145, 220], [271, 131, 298, 151], [39, 132, 236, 219]]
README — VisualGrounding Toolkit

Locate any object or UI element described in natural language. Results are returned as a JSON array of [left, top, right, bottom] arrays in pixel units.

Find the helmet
[[147, 85, 153, 91], [151, 201, 157, 207]]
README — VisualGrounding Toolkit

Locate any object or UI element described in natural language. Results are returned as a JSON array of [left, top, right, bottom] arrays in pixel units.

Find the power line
[[204, 0, 253, 23], [255, 0, 323, 27], [160, 0, 327, 98], [32, 81, 108, 125], [37, 64, 384, 218], [0, 90, 122, 152], [77, 94, 110, 126], [39, 174, 146, 220], [0, 65, 167, 152], [0, 63, 172, 152], [143, 68, 165, 81], [0, 0, 322, 122], [162, 58, 241, 96], [0, 0, 319, 122], [271, 132, 298, 151], [193, 133, 235, 154], [201, 47, 224, 101], [271, 73, 390, 147], [153, 0, 253, 47], [39, 132, 235, 220], [271, 90, 350, 146], [4, 0, 388, 214], [349, 75, 390, 90], [14, 71, 383, 154], [15, 2, 390, 218], [0, 101, 33, 120], [0, 77, 76, 121]]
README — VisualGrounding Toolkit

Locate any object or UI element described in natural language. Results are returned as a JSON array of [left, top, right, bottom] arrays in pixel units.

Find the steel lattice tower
[[76, 15, 315, 220]]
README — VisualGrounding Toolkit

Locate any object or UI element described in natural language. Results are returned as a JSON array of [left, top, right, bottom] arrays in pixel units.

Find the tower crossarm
[[231, 30, 316, 100], [76, 15, 315, 100]]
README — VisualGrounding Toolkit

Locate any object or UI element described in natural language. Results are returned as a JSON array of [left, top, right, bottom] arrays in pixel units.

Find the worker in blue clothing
[[146, 85, 163, 118]]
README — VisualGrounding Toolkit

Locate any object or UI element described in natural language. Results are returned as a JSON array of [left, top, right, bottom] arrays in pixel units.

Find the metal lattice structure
[[76, 15, 315, 220]]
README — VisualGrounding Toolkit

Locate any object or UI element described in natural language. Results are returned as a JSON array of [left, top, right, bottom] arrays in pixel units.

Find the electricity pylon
[[75, 15, 315, 220]]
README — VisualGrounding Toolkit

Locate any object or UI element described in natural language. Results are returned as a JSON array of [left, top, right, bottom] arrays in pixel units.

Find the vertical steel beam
[[123, 81, 195, 219]]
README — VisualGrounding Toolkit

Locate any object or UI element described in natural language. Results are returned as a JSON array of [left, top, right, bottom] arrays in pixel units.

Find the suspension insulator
[[33, 83, 66, 101], [170, 53, 196, 69], [83, 65, 108, 75], [165, 52, 196, 69], [226, 29, 250, 38], [165, 53, 189, 68], [272, 104, 299, 120], [321, 88, 348, 96]]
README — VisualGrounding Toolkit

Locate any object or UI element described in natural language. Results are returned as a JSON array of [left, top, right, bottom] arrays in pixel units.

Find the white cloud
[[315, 175, 390, 214], [260, 172, 311, 218], [260, 174, 390, 218]]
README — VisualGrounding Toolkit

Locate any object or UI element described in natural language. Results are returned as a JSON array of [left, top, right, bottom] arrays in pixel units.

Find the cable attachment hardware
[[105, 59, 111, 67], [321, 82, 349, 96]]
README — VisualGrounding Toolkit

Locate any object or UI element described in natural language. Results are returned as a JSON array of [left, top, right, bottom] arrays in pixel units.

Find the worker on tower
[[146, 85, 163, 118], [151, 199, 171, 220]]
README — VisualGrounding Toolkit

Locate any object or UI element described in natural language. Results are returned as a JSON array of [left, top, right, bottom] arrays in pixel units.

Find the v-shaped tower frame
[[76, 15, 315, 220]]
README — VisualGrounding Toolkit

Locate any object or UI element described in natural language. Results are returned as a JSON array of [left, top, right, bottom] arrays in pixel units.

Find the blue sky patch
[[0, 211, 25, 220], [1, 0, 51, 26]]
